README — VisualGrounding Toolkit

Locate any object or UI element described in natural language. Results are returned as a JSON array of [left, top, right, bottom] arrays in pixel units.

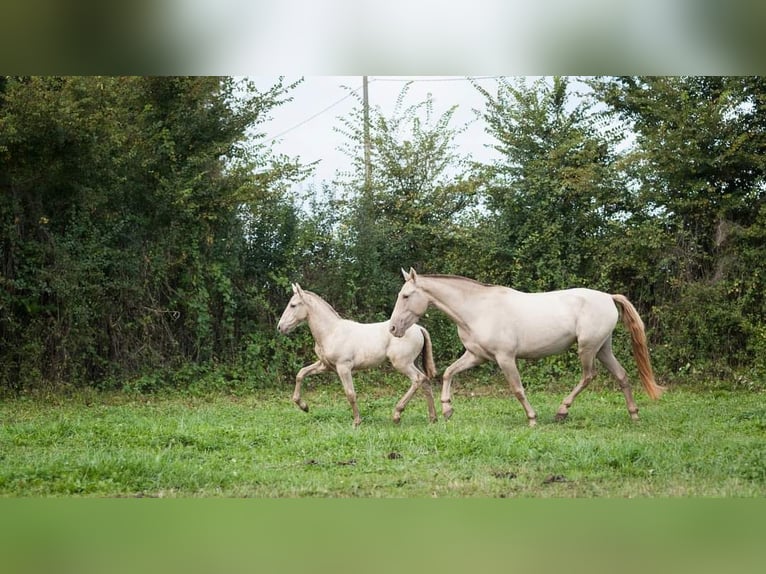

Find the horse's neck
[[305, 295, 342, 342], [420, 276, 484, 331]]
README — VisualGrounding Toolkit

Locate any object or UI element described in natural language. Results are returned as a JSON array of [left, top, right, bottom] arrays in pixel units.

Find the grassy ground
[[1, 376, 764, 497]]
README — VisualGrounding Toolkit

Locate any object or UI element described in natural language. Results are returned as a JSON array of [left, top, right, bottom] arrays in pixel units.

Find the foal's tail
[[611, 294, 665, 400], [418, 326, 437, 379]]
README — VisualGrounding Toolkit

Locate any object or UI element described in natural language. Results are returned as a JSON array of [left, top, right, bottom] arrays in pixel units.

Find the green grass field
[[1, 376, 764, 497]]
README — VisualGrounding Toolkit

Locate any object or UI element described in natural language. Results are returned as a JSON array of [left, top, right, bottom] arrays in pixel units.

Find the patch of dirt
[[387, 451, 402, 460], [492, 471, 517, 480], [542, 474, 568, 484]]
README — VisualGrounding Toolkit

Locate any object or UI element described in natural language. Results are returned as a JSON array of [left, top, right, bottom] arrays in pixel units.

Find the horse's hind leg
[[336, 363, 362, 427], [597, 342, 639, 421], [392, 363, 436, 424], [555, 346, 597, 421], [293, 361, 328, 412]]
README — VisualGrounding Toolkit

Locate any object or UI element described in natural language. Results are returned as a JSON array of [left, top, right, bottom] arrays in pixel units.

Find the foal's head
[[277, 283, 310, 334]]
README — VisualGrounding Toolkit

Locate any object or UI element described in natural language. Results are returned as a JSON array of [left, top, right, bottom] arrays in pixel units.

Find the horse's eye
[[290, 303, 297, 308], [402, 294, 409, 299]]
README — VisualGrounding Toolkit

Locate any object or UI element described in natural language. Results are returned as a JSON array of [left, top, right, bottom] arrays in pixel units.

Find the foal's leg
[[335, 363, 362, 427], [293, 360, 328, 412], [555, 346, 598, 421], [495, 354, 537, 427], [391, 362, 437, 424], [440, 350, 486, 420], [597, 343, 640, 421]]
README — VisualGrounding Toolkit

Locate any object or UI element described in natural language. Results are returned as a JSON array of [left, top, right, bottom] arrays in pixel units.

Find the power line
[[263, 76, 505, 144], [264, 80, 368, 143], [370, 76, 507, 82]]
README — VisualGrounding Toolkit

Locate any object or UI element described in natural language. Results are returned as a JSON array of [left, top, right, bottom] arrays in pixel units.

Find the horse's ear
[[293, 283, 305, 298], [291, 283, 298, 294], [408, 267, 418, 282], [401, 268, 409, 281]]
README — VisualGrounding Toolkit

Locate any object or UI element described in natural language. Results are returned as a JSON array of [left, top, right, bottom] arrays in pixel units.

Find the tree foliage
[[0, 76, 305, 390], [590, 76, 766, 373], [472, 76, 627, 291], [326, 83, 478, 319], [2, 75, 765, 393]]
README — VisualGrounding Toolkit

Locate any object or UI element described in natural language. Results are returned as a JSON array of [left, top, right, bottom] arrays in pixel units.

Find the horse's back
[[338, 318, 392, 347], [517, 288, 618, 329], [466, 287, 619, 358], [331, 319, 421, 369]]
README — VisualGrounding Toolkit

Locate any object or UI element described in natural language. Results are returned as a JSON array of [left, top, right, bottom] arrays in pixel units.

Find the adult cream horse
[[389, 269, 664, 426], [278, 283, 437, 427]]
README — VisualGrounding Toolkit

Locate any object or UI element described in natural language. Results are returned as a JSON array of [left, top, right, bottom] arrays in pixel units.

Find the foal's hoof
[[554, 412, 568, 422], [293, 399, 309, 412]]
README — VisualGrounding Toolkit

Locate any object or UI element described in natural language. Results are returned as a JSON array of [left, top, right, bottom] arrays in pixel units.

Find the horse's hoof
[[443, 407, 453, 421], [392, 412, 402, 424], [300, 403, 309, 412], [554, 412, 568, 422], [528, 417, 538, 427]]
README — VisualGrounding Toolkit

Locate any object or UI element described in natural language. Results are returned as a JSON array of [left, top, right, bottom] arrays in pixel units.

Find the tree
[[591, 77, 765, 257], [590, 76, 766, 373], [473, 76, 626, 291], [0, 76, 305, 391], [331, 82, 478, 319]]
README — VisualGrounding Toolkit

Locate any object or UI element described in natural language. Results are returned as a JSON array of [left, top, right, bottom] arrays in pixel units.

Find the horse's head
[[389, 268, 429, 337], [277, 283, 310, 334]]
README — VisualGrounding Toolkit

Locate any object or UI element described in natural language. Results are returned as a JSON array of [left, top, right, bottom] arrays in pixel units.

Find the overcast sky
[[252, 76, 504, 187]]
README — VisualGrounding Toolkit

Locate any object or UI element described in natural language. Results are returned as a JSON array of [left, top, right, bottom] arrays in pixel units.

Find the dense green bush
[[1, 76, 765, 394]]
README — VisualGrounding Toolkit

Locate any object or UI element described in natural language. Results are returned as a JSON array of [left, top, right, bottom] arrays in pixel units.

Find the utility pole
[[362, 75, 371, 193]]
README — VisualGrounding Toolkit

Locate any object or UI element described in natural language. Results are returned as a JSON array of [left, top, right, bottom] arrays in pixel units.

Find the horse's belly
[[351, 348, 388, 369], [517, 337, 576, 359], [517, 325, 577, 357], [487, 325, 576, 360]]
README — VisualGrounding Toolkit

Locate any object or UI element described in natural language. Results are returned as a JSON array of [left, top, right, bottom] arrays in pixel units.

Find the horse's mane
[[421, 274, 494, 288], [304, 290, 342, 318]]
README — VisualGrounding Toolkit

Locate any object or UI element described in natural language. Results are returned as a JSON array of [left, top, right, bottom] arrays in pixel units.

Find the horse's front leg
[[293, 361, 328, 412], [496, 354, 537, 427], [335, 364, 362, 427], [440, 351, 485, 420]]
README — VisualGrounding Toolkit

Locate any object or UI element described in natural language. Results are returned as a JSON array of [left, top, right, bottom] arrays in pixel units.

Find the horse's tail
[[611, 294, 665, 400], [418, 326, 437, 379]]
